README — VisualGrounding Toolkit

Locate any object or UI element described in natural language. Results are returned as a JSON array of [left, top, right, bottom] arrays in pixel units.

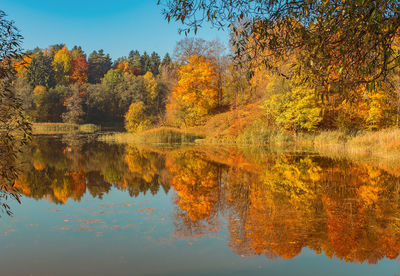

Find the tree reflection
[[166, 149, 223, 238], [12, 138, 400, 263], [15, 137, 170, 204], [223, 153, 400, 264]]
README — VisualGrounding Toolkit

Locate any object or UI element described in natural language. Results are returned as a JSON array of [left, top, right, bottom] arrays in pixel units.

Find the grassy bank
[[229, 126, 400, 159], [33, 123, 100, 134], [98, 127, 205, 144], [309, 129, 400, 158], [99, 125, 400, 159], [195, 108, 400, 159]]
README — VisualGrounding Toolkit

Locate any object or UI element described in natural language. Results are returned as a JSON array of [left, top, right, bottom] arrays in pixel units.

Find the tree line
[[12, 44, 173, 125], [11, 34, 400, 133]]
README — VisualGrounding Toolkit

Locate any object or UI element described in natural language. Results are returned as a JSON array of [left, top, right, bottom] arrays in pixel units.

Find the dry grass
[[294, 129, 400, 177], [33, 123, 99, 134], [98, 127, 204, 144], [288, 129, 400, 177], [349, 129, 400, 153], [193, 102, 271, 144]]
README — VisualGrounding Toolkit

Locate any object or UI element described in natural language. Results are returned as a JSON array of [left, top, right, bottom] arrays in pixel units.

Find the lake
[[1, 134, 400, 276]]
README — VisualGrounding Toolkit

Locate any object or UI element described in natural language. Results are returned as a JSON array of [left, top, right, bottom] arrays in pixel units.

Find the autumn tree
[[52, 46, 72, 86], [159, 53, 177, 94], [14, 55, 32, 80], [124, 101, 151, 133], [69, 56, 89, 85], [263, 75, 323, 132], [47, 44, 65, 58], [223, 62, 251, 106], [116, 60, 136, 75], [143, 71, 159, 109], [167, 55, 219, 126], [102, 68, 124, 90], [364, 85, 397, 130], [99, 69, 125, 120]]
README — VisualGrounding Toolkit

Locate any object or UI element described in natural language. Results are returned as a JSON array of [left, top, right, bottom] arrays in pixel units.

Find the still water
[[1, 135, 400, 275]]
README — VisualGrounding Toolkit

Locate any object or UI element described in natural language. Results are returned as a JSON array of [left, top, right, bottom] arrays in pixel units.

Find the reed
[[98, 127, 205, 144], [306, 129, 400, 160], [33, 123, 100, 134]]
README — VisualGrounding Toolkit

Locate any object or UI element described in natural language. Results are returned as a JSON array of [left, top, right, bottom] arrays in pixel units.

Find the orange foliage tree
[[167, 55, 219, 127], [116, 61, 141, 76], [69, 57, 89, 85]]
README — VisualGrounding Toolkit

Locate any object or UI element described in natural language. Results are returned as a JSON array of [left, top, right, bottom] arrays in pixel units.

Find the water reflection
[[13, 136, 400, 264]]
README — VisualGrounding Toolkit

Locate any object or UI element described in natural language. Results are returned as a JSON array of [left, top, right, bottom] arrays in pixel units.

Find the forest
[[10, 34, 400, 140], [12, 45, 173, 126]]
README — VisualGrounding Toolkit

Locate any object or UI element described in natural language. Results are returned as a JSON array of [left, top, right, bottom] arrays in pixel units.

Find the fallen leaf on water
[[137, 208, 155, 213]]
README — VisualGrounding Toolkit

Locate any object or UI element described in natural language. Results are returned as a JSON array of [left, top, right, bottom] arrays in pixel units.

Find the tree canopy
[[159, 0, 400, 93]]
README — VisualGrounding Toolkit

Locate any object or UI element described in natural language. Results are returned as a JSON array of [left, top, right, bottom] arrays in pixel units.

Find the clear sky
[[1, 0, 229, 60]]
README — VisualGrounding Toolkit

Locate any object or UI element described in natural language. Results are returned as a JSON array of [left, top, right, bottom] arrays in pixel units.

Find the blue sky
[[2, 0, 229, 60]]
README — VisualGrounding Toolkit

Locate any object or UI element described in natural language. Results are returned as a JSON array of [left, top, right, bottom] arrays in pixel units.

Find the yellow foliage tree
[[124, 101, 151, 133], [116, 61, 136, 75], [52, 46, 72, 85], [263, 76, 322, 132], [364, 85, 397, 130], [143, 71, 159, 112]]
